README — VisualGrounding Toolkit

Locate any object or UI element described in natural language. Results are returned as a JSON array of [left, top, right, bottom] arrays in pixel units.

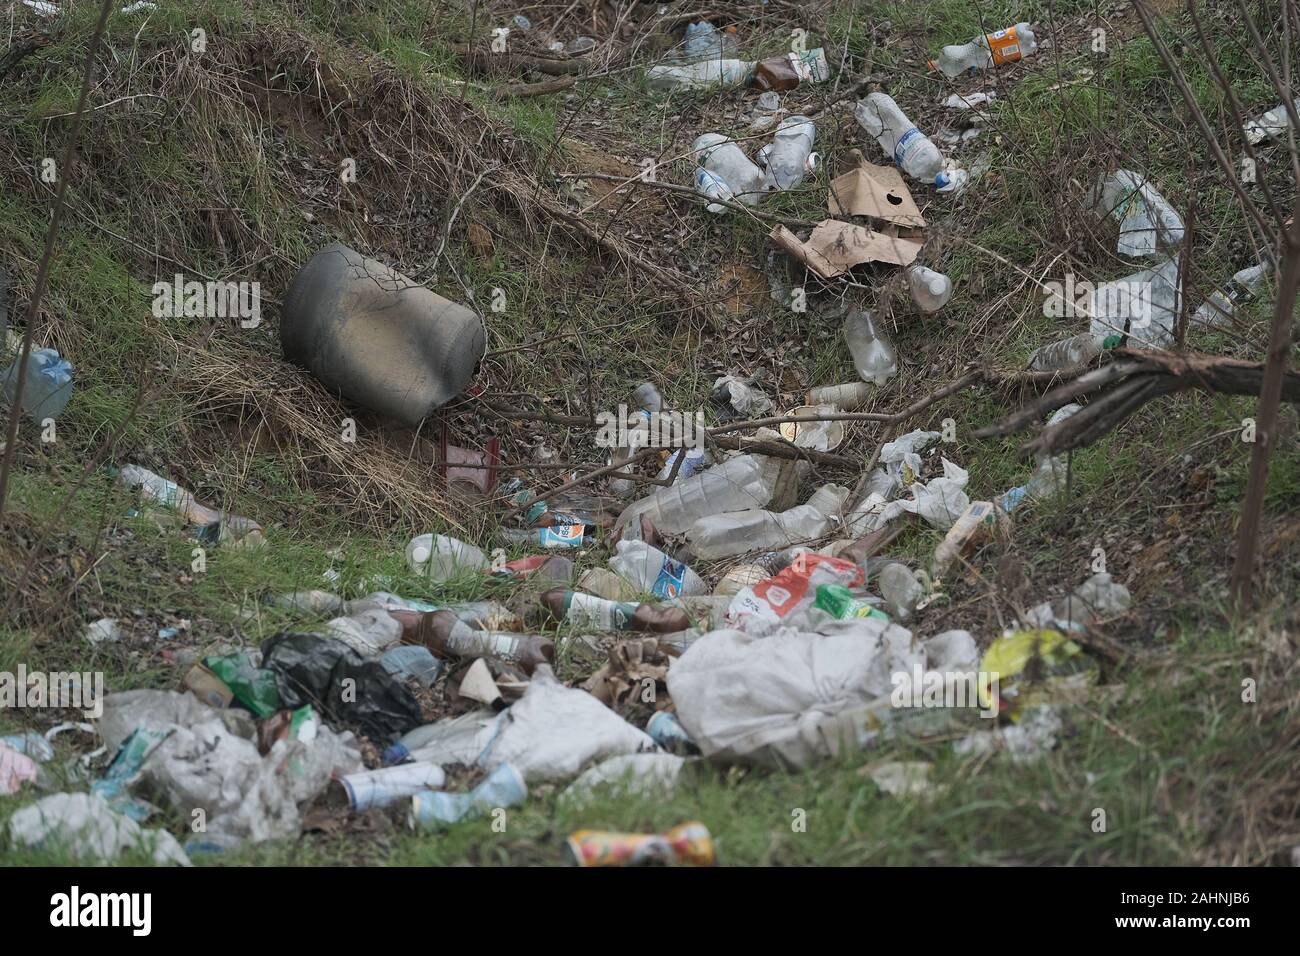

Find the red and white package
[[727, 553, 863, 626]]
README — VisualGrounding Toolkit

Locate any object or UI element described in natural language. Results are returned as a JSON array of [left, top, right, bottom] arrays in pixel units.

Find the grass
[[0, 0, 1297, 866]]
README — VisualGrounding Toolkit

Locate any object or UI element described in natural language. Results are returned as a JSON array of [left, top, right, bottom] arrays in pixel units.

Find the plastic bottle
[[1, 347, 73, 421], [1244, 96, 1300, 145], [413, 610, 554, 674], [878, 562, 923, 620], [609, 539, 707, 598], [609, 382, 664, 498], [540, 588, 691, 633], [1027, 332, 1103, 371], [1088, 256, 1181, 348], [615, 453, 780, 536], [1090, 170, 1186, 258], [674, 20, 738, 62], [686, 484, 849, 559], [930, 501, 999, 578], [656, 446, 708, 481], [930, 23, 1039, 78], [753, 48, 830, 91], [691, 134, 766, 212], [907, 265, 953, 313], [807, 381, 874, 410], [757, 114, 817, 191], [117, 464, 264, 547], [854, 92, 944, 182], [576, 567, 642, 601], [498, 525, 593, 549], [405, 533, 488, 580], [1193, 261, 1272, 328], [843, 310, 897, 386], [646, 59, 754, 91], [750, 90, 782, 132]]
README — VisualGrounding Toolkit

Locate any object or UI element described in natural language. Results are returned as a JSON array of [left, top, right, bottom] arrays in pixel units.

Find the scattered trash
[[978, 629, 1097, 719], [1087, 256, 1181, 347], [758, 115, 818, 191], [563, 752, 687, 802], [1028, 331, 1104, 371], [646, 710, 699, 753], [711, 374, 774, 419], [931, 500, 1001, 579], [692, 133, 766, 212], [1243, 96, 1300, 145], [0, 731, 55, 762], [409, 762, 527, 827], [844, 309, 898, 385], [954, 705, 1062, 763], [930, 23, 1039, 78], [1023, 572, 1132, 634], [610, 539, 707, 598], [771, 221, 922, 278], [814, 583, 889, 621], [280, 243, 485, 426], [807, 381, 874, 410], [201, 651, 282, 716], [647, 58, 754, 91], [727, 553, 863, 629], [565, 821, 714, 866], [827, 160, 926, 227], [118, 464, 264, 548], [863, 760, 937, 798], [1, 346, 73, 421], [943, 91, 997, 111], [908, 265, 954, 313], [877, 562, 925, 619], [457, 658, 503, 706], [1194, 258, 1273, 328], [0, 742, 40, 794], [379, 645, 443, 688], [753, 48, 829, 91], [616, 453, 781, 536], [83, 617, 121, 646], [541, 588, 690, 633], [687, 484, 849, 559], [339, 762, 446, 811], [405, 533, 488, 580]]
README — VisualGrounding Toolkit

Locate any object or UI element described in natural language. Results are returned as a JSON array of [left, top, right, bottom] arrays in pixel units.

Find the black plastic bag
[[261, 632, 423, 744]]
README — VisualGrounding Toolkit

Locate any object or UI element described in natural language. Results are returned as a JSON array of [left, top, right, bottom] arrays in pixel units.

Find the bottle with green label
[[814, 584, 890, 622]]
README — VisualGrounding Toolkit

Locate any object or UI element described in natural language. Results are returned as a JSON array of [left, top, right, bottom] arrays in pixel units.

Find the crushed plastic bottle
[[647, 59, 754, 91], [878, 562, 924, 620], [117, 464, 264, 547], [843, 310, 898, 386], [609, 539, 707, 598], [615, 453, 781, 536], [1243, 96, 1300, 145], [757, 114, 817, 191], [1193, 260, 1273, 328], [656, 446, 708, 481], [692, 133, 766, 212], [998, 404, 1082, 512], [750, 90, 782, 132], [610, 382, 664, 498], [1087, 256, 1181, 348], [854, 92, 945, 182], [2, 346, 73, 421], [907, 265, 953, 313], [405, 534, 488, 580], [1089, 169, 1186, 258], [930, 23, 1039, 78], [686, 484, 849, 560]]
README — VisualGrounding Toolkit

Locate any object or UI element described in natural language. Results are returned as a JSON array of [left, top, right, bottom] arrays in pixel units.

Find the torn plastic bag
[[8, 792, 191, 865], [477, 665, 656, 783], [260, 632, 423, 743], [98, 689, 256, 754], [322, 607, 403, 657], [280, 243, 485, 425], [899, 459, 970, 530], [383, 709, 499, 766], [665, 620, 924, 768]]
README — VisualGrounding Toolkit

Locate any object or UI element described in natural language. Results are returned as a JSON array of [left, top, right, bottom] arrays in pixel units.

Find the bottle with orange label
[[930, 22, 1038, 78]]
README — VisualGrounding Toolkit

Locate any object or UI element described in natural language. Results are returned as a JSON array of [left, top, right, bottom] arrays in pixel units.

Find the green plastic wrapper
[[814, 584, 890, 622], [204, 651, 281, 717]]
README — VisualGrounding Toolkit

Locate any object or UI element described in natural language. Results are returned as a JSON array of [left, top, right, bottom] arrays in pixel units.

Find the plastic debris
[[409, 762, 527, 828], [565, 821, 714, 866], [8, 792, 191, 865]]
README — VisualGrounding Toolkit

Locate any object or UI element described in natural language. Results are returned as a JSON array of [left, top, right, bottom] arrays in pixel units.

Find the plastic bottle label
[[986, 27, 1022, 65], [893, 127, 922, 166], [539, 525, 586, 548], [566, 592, 632, 630], [652, 557, 687, 599]]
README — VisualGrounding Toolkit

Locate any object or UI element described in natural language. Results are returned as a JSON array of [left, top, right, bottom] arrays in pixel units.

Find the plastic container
[[647, 59, 754, 91], [691, 133, 766, 212], [405, 533, 488, 580], [1089, 170, 1186, 258], [854, 92, 944, 182], [930, 23, 1039, 78], [686, 484, 849, 559], [757, 114, 817, 192], [280, 243, 485, 426], [907, 265, 953, 313], [753, 48, 829, 91], [1193, 261, 1272, 328], [843, 310, 897, 386], [615, 453, 780, 536], [609, 539, 707, 599], [1028, 332, 1102, 371]]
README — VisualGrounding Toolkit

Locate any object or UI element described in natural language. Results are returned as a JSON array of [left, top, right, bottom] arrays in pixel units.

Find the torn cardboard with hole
[[827, 161, 926, 228], [770, 222, 923, 279]]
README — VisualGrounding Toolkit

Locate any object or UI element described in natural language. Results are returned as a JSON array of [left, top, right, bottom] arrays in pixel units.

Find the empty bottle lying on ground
[[757, 115, 817, 191], [930, 22, 1039, 78], [1027, 331, 1103, 371], [1243, 96, 1300, 145], [908, 265, 953, 313], [855, 92, 944, 182], [609, 382, 663, 498], [692, 134, 766, 212], [117, 464, 264, 548], [686, 485, 850, 559], [399, 609, 555, 674], [614, 453, 784, 536], [647, 59, 754, 91], [609, 540, 707, 598], [843, 310, 898, 385], [753, 48, 829, 91], [280, 243, 485, 426], [2, 346, 73, 421], [405, 533, 488, 580], [1088, 170, 1185, 259], [540, 589, 691, 633], [1193, 259, 1273, 328]]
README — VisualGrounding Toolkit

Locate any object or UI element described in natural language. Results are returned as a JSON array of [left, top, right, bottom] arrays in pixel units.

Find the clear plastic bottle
[[1193, 261, 1272, 328], [2, 347, 73, 421], [1090, 169, 1185, 258], [757, 114, 817, 192], [647, 59, 754, 91], [878, 562, 923, 620], [405, 533, 488, 580], [1027, 332, 1103, 371], [907, 265, 953, 313], [692, 133, 766, 211], [1088, 256, 1181, 348], [615, 453, 780, 536], [750, 90, 782, 133], [854, 92, 944, 182], [610, 382, 664, 498], [930, 23, 1039, 79], [676, 20, 737, 62], [843, 310, 898, 386], [807, 381, 874, 410], [686, 484, 849, 559], [609, 539, 707, 598]]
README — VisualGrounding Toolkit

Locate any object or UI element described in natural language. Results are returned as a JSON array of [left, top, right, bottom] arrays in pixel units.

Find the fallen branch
[[494, 75, 577, 99]]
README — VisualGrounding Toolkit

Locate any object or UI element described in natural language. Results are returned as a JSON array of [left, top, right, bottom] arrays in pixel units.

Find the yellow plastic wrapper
[[977, 629, 1096, 719]]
